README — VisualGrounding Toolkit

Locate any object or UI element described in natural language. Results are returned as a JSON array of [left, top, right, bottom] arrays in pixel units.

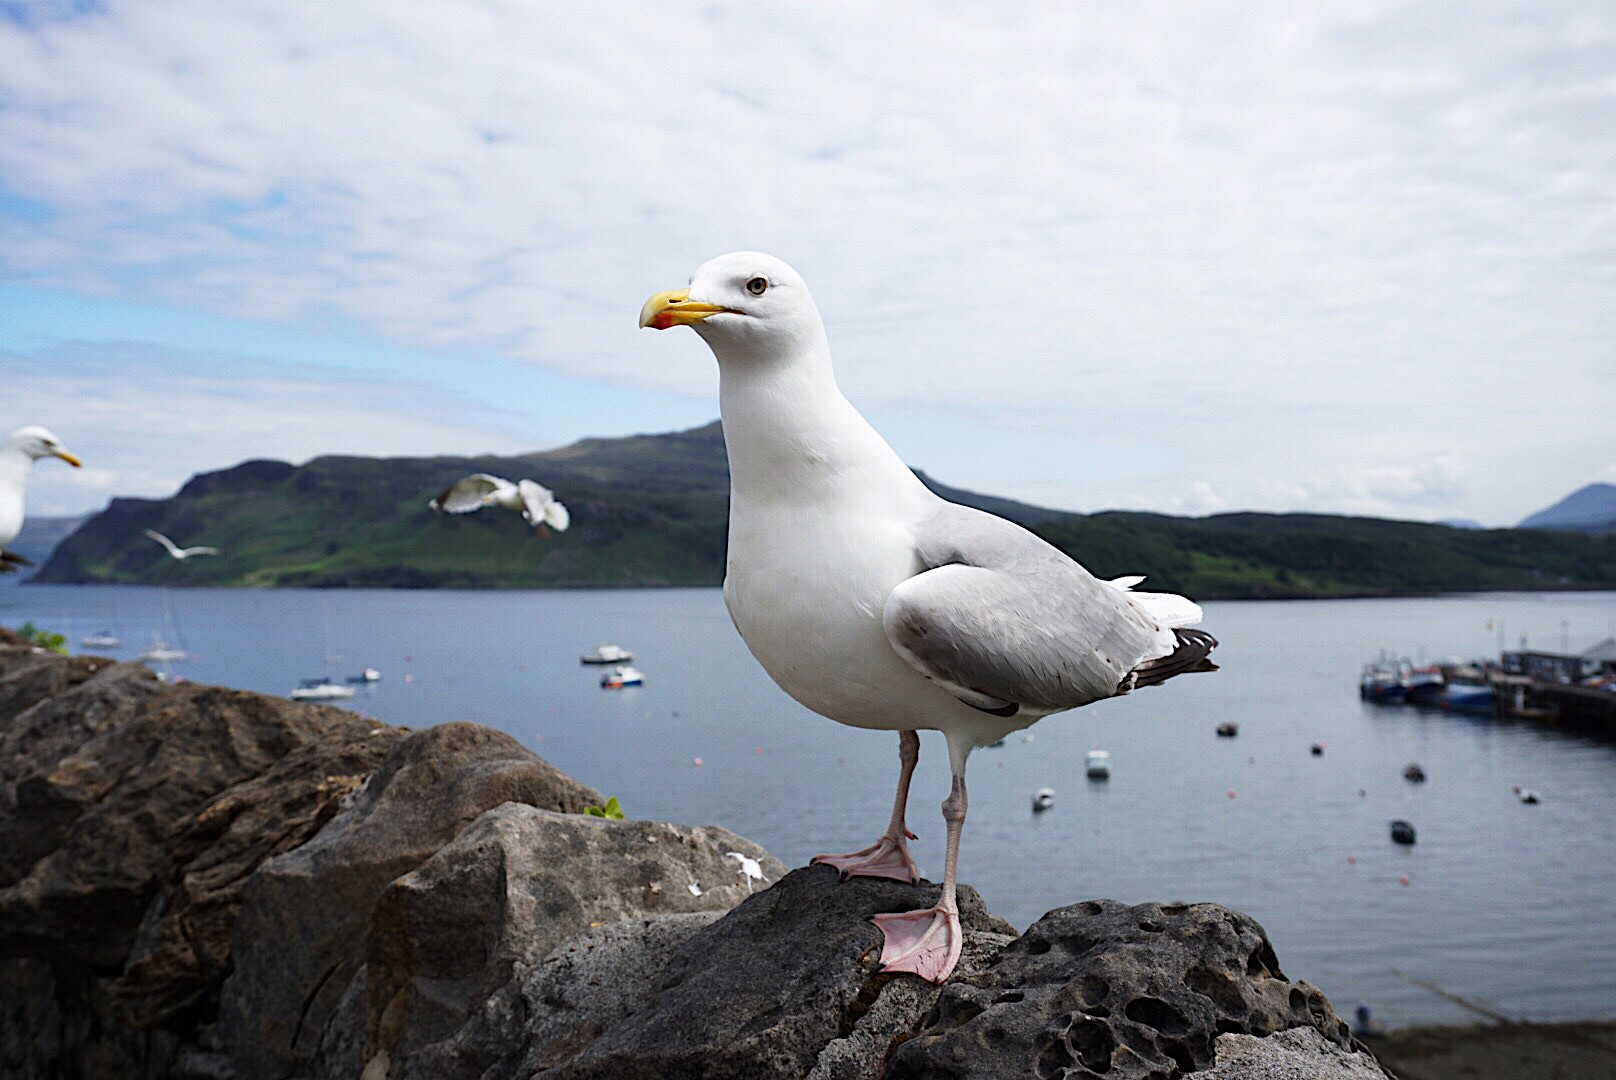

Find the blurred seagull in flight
[[640, 252, 1217, 982], [0, 426, 81, 573], [429, 474, 570, 536], [145, 529, 220, 560]]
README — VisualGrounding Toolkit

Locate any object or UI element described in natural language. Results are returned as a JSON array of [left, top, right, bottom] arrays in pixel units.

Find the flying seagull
[[0, 426, 81, 573], [429, 474, 570, 535], [144, 529, 221, 560], [640, 253, 1217, 982]]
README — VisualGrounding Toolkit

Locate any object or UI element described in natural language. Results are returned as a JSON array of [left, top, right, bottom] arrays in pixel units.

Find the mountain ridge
[[32, 422, 1616, 597], [1519, 482, 1616, 535]]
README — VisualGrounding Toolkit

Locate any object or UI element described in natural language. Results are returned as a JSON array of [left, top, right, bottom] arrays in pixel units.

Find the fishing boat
[[600, 664, 644, 688], [1441, 683, 1495, 714], [1402, 665, 1446, 705], [1358, 664, 1406, 704], [581, 644, 633, 664]]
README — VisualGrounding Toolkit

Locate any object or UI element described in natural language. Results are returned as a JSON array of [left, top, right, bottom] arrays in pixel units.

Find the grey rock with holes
[[545, 864, 1016, 1080], [886, 898, 1359, 1080], [1202, 1026, 1393, 1079]]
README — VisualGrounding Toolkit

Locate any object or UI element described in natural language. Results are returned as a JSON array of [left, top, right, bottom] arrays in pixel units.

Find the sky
[[1, 1, 1612, 524]]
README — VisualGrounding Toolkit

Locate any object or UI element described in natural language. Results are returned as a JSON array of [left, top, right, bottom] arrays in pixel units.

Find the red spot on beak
[[652, 311, 676, 330]]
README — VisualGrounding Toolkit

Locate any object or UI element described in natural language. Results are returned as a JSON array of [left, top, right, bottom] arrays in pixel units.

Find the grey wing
[[882, 505, 1175, 714], [431, 474, 508, 514]]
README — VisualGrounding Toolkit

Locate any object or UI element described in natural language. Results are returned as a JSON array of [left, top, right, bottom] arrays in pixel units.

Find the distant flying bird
[[641, 253, 1216, 982], [144, 529, 221, 560], [0, 426, 81, 573], [429, 474, 571, 535]]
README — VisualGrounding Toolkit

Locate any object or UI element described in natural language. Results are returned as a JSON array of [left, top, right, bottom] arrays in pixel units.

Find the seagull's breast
[[724, 498, 956, 729]]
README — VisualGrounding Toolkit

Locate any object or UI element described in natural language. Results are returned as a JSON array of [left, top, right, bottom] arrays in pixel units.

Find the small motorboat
[[291, 678, 356, 701], [581, 644, 633, 665], [1389, 819, 1417, 845], [346, 667, 382, 683], [1513, 786, 1540, 805], [600, 664, 644, 689], [1403, 763, 1426, 783], [1310, 743, 1325, 756], [81, 631, 122, 649], [1085, 749, 1111, 780], [1215, 721, 1239, 737], [1031, 787, 1055, 812]]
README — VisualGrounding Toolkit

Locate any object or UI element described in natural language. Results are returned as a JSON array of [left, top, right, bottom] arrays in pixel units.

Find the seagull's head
[[639, 252, 825, 361], [7, 426, 81, 467]]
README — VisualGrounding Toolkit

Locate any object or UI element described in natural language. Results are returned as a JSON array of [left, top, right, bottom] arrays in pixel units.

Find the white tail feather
[[1127, 590, 1203, 629], [1107, 575, 1146, 590]]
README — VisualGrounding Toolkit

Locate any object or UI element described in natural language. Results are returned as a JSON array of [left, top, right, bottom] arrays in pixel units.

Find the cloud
[[4, 342, 535, 515], [0, 1, 1611, 525]]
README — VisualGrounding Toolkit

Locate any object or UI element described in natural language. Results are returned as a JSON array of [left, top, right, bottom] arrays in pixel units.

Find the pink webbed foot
[[812, 832, 921, 884], [870, 904, 962, 983]]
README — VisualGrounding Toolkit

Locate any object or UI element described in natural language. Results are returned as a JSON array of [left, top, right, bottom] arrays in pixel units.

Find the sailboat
[[290, 600, 355, 701], [139, 586, 189, 663]]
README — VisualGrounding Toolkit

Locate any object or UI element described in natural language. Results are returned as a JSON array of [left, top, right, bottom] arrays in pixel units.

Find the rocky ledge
[[0, 629, 1390, 1079]]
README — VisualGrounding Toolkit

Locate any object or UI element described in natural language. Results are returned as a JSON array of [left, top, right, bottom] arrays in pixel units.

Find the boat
[[1084, 749, 1111, 779], [1402, 666, 1446, 705], [1215, 721, 1239, 737], [581, 644, 633, 664], [1359, 664, 1406, 704], [1403, 763, 1426, 783], [139, 640, 188, 663], [1031, 787, 1055, 812], [1441, 683, 1495, 714], [81, 631, 122, 649], [346, 667, 382, 684], [291, 678, 356, 701], [600, 664, 644, 688], [1389, 819, 1417, 845]]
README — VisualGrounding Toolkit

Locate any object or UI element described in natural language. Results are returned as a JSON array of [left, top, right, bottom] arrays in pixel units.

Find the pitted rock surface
[[548, 864, 1016, 1080], [886, 898, 1352, 1079]]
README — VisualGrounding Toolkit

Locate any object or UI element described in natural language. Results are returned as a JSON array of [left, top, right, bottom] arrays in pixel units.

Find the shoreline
[[1370, 1019, 1616, 1080]]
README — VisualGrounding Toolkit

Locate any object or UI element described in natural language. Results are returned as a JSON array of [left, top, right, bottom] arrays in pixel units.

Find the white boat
[[600, 664, 644, 688], [1085, 749, 1112, 779], [139, 640, 188, 663], [581, 644, 633, 664], [291, 678, 356, 701], [81, 631, 122, 649], [1032, 787, 1055, 812], [346, 667, 382, 683]]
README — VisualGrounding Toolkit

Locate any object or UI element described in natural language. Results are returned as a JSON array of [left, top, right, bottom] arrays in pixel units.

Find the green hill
[[33, 421, 1616, 597]]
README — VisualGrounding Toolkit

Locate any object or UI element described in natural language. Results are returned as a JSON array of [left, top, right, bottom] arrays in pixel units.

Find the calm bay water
[[4, 584, 1615, 1027]]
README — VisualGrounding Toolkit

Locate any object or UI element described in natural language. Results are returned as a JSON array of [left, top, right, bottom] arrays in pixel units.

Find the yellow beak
[[54, 450, 82, 468], [638, 289, 732, 330]]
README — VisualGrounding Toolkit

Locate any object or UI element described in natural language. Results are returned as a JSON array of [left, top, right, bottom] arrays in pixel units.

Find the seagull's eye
[[746, 276, 769, 297]]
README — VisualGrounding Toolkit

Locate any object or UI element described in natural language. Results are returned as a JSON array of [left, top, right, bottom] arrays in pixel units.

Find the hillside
[[1519, 482, 1616, 535], [0, 515, 86, 584], [34, 422, 1616, 597]]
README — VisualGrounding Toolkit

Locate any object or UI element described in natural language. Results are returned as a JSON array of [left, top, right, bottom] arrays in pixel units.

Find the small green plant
[[15, 622, 67, 654], [583, 796, 625, 820]]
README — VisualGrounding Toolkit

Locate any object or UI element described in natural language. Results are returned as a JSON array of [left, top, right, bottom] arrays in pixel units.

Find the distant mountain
[[0, 515, 87, 584], [33, 423, 1616, 597], [1519, 483, 1616, 535], [1436, 518, 1486, 531]]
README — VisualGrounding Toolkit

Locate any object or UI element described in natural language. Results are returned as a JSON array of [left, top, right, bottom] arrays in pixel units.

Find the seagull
[[0, 426, 81, 573], [641, 253, 1217, 983], [144, 529, 221, 560], [428, 474, 570, 535]]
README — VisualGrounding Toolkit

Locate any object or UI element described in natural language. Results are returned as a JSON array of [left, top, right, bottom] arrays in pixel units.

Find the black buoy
[[1403, 763, 1426, 782], [1216, 721, 1239, 737], [1310, 743, 1324, 756], [1389, 819, 1417, 845]]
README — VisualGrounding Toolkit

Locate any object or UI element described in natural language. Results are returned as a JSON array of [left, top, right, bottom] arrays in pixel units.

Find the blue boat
[[1441, 684, 1495, 714], [1360, 665, 1407, 704]]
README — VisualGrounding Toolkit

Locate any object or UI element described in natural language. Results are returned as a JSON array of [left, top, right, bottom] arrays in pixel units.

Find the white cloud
[[0, 1, 1611, 525]]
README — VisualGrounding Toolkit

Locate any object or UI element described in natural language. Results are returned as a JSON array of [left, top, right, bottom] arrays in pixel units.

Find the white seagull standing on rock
[[144, 529, 220, 560], [429, 474, 570, 536], [0, 426, 81, 573], [640, 253, 1218, 983]]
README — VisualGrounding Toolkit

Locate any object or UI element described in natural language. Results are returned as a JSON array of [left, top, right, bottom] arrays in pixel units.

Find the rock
[[887, 898, 1354, 1079], [362, 803, 785, 1074], [0, 646, 401, 1080], [216, 721, 606, 1080], [548, 864, 1017, 1080], [1201, 1026, 1393, 1079]]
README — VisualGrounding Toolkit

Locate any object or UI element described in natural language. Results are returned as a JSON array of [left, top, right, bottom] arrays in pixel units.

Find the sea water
[[4, 584, 1614, 1027]]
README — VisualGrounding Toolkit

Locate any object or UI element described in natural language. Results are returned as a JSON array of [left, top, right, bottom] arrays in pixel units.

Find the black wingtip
[[1130, 628, 1219, 689]]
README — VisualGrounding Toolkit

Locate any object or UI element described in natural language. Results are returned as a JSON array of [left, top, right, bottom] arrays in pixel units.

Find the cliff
[[0, 629, 1390, 1079]]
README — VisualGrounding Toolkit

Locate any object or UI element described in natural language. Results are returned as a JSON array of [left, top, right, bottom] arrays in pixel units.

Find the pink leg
[[869, 768, 966, 983], [813, 730, 922, 884]]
